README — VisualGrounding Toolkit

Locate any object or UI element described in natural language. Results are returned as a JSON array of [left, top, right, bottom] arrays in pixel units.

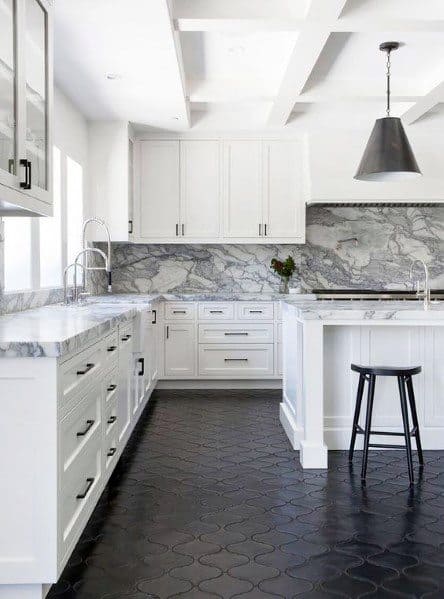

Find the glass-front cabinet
[[0, 0, 52, 215]]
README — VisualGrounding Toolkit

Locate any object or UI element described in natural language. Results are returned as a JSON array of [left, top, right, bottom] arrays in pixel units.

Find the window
[[3, 146, 84, 292]]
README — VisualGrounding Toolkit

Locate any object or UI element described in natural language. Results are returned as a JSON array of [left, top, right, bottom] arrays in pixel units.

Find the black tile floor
[[48, 390, 444, 599]]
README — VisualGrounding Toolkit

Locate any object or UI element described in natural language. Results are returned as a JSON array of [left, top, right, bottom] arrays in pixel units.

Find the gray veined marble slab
[[0, 304, 137, 358], [87, 292, 315, 304], [284, 299, 444, 322]]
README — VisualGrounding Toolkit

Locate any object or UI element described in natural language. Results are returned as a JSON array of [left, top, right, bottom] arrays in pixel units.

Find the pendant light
[[354, 41, 421, 182]]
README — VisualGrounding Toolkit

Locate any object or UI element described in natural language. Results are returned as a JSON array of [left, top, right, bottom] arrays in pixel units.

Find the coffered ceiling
[[54, 0, 444, 131]]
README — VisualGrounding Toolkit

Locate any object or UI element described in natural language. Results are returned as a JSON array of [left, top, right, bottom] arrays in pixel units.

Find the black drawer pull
[[224, 358, 249, 362], [224, 332, 248, 336], [107, 415, 117, 425], [121, 334, 132, 341], [107, 447, 117, 457], [138, 357, 145, 376], [77, 363, 94, 375], [76, 477, 94, 500], [172, 310, 186, 314], [76, 419, 95, 437], [210, 310, 224, 314], [152, 309, 157, 324], [249, 310, 263, 313], [107, 384, 117, 392], [107, 345, 117, 352]]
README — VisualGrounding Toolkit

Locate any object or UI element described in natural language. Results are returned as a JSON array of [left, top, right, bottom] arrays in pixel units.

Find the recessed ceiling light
[[106, 73, 122, 80]]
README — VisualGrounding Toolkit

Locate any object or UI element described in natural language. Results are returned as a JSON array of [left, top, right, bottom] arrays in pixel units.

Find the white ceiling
[[54, 0, 444, 132]]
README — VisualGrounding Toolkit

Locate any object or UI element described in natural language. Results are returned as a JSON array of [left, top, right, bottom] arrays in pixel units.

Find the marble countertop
[[88, 292, 315, 303], [0, 304, 137, 358], [284, 299, 444, 322]]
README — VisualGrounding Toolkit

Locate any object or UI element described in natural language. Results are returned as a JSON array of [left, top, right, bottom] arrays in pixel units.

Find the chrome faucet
[[74, 248, 110, 303], [63, 262, 86, 305], [82, 218, 112, 292], [409, 259, 431, 311]]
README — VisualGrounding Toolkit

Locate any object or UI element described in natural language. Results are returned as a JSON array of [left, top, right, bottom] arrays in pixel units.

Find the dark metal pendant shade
[[354, 117, 421, 182]]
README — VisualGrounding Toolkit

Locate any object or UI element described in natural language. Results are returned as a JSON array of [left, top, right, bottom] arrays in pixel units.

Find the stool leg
[[405, 375, 424, 466], [361, 374, 376, 482], [398, 376, 414, 485], [349, 374, 366, 462]]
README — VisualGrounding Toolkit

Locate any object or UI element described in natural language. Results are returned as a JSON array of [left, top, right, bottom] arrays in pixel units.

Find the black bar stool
[[349, 363, 424, 485]]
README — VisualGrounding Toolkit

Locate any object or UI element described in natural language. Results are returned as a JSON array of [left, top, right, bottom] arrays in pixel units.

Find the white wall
[[53, 86, 89, 214]]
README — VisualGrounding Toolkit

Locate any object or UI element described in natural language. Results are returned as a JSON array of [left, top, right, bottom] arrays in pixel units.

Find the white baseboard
[[279, 401, 302, 449], [156, 379, 283, 390]]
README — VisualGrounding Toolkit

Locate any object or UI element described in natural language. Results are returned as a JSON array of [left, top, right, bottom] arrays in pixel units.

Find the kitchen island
[[281, 300, 444, 468]]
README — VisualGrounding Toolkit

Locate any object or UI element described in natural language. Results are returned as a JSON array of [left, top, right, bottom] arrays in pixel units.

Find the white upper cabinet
[[136, 140, 180, 240], [262, 140, 305, 241], [180, 140, 221, 240], [0, 0, 53, 216], [223, 140, 263, 239]]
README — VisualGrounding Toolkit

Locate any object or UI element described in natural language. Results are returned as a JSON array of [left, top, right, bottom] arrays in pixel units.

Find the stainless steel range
[[312, 289, 444, 301]]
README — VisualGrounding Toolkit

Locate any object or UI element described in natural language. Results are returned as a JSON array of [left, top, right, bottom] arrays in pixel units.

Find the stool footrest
[[368, 443, 406, 449], [354, 428, 416, 437]]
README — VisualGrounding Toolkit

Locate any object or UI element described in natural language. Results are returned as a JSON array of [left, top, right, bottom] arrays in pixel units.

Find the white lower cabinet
[[117, 324, 133, 444], [161, 301, 282, 381], [164, 323, 196, 376]]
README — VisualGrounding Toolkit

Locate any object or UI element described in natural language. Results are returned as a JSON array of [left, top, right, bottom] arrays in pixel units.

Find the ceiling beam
[[266, 0, 349, 127], [175, 18, 444, 33], [402, 81, 444, 124], [166, 0, 191, 128]]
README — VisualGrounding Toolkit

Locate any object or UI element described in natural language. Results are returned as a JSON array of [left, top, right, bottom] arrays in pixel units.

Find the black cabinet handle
[[173, 310, 186, 314], [107, 383, 117, 392], [224, 332, 248, 336], [259, 223, 262, 236], [76, 419, 95, 437], [224, 358, 248, 362], [152, 309, 157, 324], [182, 224, 185, 236], [107, 415, 117, 425], [249, 310, 263, 314], [107, 345, 117, 352], [107, 447, 117, 457], [264, 224, 267, 236], [210, 310, 223, 314], [19, 159, 31, 189], [176, 223, 179, 236], [138, 357, 145, 376], [166, 325, 169, 340], [77, 363, 94, 375], [128, 220, 133, 234], [121, 334, 132, 341], [76, 477, 94, 500]]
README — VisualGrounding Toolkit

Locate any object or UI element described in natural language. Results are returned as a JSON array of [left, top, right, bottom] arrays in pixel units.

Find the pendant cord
[[386, 49, 391, 117]]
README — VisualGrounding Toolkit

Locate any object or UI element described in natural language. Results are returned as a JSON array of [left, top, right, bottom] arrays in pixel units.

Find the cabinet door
[[0, 0, 20, 191], [262, 140, 305, 240], [21, 0, 53, 204], [137, 140, 180, 239], [164, 323, 195, 377], [223, 140, 263, 239], [180, 140, 220, 239]]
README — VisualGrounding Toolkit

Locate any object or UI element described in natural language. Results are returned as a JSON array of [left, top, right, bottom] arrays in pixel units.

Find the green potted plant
[[270, 256, 295, 294]]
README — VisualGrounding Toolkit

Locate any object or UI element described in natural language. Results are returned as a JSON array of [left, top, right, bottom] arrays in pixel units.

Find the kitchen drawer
[[199, 323, 274, 344], [60, 340, 103, 403], [103, 367, 118, 407], [119, 322, 134, 347], [164, 302, 196, 321], [104, 398, 118, 440], [199, 344, 274, 377], [236, 302, 274, 321], [60, 430, 102, 557], [60, 384, 101, 473], [198, 302, 234, 320], [103, 330, 118, 370]]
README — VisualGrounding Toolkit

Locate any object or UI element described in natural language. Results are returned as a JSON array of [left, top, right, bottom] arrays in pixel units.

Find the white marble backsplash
[[92, 206, 444, 295]]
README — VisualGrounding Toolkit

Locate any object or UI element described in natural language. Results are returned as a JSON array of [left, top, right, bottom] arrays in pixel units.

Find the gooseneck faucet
[[409, 259, 431, 311], [82, 218, 112, 292], [74, 248, 110, 303]]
